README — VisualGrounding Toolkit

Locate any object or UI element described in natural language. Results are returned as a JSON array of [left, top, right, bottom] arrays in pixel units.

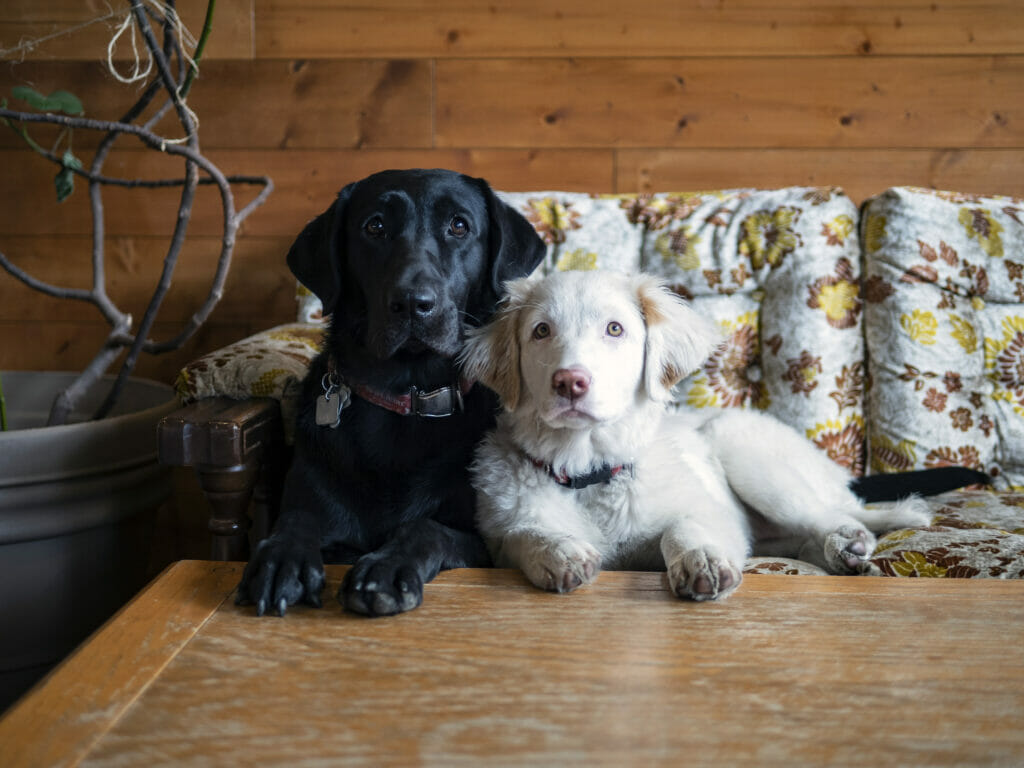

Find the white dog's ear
[[460, 277, 532, 411], [634, 275, 721, 401]]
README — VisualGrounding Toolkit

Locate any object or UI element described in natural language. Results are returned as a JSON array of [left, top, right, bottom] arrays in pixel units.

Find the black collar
[[529, 457, 633, 490]]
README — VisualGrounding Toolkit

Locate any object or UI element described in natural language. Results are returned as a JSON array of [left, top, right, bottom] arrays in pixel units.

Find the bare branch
[[0, 251, 93, 302], [92, 0, 203, 419], [2, 0, 273, 424], [47, 332, 129, 426]]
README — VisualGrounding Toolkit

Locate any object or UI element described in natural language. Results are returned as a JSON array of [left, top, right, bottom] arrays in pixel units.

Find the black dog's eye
[[364, 216, 385, 238], [532, 322, 551, 340], [448, 215, 470, 238]]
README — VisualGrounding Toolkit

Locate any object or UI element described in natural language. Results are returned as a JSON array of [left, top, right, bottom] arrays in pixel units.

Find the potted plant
[[0, 0, 271, 709]]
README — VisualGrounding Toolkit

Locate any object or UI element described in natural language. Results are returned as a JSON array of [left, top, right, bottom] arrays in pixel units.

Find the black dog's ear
[[286, 182, 355, 316], [475, 179, 546, 308]]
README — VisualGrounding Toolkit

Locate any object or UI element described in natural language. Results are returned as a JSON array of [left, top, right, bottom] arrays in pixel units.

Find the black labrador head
[[287, 169, 546, 364]]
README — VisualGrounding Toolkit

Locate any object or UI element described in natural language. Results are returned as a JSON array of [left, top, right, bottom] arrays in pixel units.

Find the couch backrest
[[862, 187, 1024, 489]]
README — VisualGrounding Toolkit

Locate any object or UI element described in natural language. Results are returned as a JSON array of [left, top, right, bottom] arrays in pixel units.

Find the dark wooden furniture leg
[[158, 397, 285, 562]]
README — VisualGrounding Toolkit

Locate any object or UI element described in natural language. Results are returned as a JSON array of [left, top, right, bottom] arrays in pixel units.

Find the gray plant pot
[[0, 371, 178, 712]]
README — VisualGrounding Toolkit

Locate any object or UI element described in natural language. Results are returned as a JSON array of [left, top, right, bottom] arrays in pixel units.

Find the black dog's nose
[[389, 287, 438, 319]]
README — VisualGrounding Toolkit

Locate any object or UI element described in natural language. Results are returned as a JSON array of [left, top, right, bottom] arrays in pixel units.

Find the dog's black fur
[[236, 169, 546, 617]]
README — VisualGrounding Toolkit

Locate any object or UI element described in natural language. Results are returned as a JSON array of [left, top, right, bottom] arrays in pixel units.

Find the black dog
[[236, 169, 546, 617]]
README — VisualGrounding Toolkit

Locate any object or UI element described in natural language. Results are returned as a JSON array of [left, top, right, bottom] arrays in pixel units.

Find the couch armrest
[[158, 397, 287, 562]]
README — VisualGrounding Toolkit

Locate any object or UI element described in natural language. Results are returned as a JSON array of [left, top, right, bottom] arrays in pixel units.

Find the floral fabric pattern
[[295, 282, 326, 324], [175, 322, 324, 442], [866, 490, 1024, 578], [744, 558, 828, 576], [632, 187, 867, 474], [861, 186, 1024, 489], [528, 193, 646, 275]]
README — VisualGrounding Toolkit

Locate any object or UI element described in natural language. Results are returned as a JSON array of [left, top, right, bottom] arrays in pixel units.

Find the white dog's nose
[[552, 367, 591, 401]]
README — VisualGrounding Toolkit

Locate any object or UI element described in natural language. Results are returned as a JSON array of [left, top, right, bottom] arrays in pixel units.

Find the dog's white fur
[[462, 270, 928, 600]]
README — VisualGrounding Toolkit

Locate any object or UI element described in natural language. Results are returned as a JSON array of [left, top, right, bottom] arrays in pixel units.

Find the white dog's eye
[[532, 322, 551, 340], [606, 321, 624, 337]]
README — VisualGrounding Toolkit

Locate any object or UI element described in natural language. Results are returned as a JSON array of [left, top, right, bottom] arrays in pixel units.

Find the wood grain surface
[[435, 56, 1024, 150], [3, 561, 1022, 766], [0, 561, 242, 768], [253, 0, 1024, 59]]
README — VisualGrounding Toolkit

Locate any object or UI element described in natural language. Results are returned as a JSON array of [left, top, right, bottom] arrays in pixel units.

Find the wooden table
[[3, 561, 1023, 767]]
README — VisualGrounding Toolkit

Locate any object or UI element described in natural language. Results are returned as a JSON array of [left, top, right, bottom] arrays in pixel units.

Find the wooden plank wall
[[1, 0, 1023, 385]]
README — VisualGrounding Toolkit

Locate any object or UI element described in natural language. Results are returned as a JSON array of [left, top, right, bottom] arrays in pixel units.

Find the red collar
[[352, 378, 474, 417], [530, 457, 633, 490], [325, 354, 472, 418]]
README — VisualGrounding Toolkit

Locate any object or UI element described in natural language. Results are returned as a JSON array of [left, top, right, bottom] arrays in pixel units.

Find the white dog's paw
[[821, 524, 877, 574], [521, 538, 602, 593], [667, 548, 743, 601]]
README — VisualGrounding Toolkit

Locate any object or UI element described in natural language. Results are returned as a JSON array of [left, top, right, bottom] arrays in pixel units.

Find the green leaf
[[11, 85, 47, 109], [49, 90, 84, 115], [54, 149, 83, 203], [11, 86, 84, 115]]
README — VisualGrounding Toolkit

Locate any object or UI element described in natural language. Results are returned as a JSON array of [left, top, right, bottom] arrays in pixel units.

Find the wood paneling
[[0, 59, 433, 150], [436, 57, 1024, 149], [616, 148, 1024, 203], [0, 0, 253, 60], [0, 148, 614, 237], [256, 0, 1024, 59], [0, 318, 263, 386]]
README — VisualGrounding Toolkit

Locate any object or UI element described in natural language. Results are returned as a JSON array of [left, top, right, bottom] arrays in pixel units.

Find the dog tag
[[315, 389, 346, 428]]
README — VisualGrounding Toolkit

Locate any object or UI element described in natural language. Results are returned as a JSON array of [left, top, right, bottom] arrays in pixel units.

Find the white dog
[[461, 270, 928, 600]]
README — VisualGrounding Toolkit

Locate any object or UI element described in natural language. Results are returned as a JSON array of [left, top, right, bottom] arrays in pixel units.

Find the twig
[[92, 0, 200, 419], [179, 0, 216, 99], [0, 0, 273, 424], [0, 254, 94, 303]]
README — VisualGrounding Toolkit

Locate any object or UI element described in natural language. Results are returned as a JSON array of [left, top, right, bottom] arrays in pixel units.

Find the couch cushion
[[623, 187, 867, 474], [744, 558, 828, 576], [520, 192, 646, 273], [747, 490, 1024, 579], [861, 187, 1024, 489], [866, 490, 1024, 578], [174, 322, 324, 440]]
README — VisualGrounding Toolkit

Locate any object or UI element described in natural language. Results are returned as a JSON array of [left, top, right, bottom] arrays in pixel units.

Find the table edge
[[0, 560, 242, 768]]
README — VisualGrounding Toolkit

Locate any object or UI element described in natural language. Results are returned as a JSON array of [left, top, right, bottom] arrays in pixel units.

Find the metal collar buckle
[[411, 383, 464, 418]]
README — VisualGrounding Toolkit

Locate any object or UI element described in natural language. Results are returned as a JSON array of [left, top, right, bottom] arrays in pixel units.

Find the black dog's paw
[[235, 535, 325, 617], [339, 554, 424, 617]]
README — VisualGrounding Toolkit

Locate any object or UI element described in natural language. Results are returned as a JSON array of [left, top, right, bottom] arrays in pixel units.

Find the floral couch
[[174, 185, 1024, 580]]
